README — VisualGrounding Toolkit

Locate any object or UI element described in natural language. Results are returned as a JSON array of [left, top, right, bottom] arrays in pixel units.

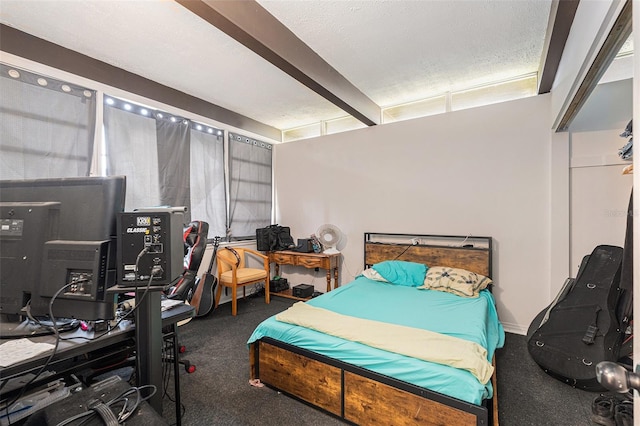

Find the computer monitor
[[0, 176, 126, 322], [0, 202, 60, 317]]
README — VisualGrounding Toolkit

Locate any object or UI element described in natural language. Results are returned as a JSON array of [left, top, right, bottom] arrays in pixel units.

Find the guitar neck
[[206, 237, 220, 273]]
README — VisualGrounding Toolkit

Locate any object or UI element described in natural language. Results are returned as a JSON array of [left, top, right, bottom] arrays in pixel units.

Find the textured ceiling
[[0, 0, 552, 134], [258, 0, 550, 107]]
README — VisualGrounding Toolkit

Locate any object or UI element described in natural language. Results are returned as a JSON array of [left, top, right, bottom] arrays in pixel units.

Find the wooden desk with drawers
[[269, 250, 341, 293]]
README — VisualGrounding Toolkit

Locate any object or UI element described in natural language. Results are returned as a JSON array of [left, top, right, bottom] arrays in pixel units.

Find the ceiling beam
[[537, 0, 580, 94], [176, 0, 381, 126], [0, 24, 282, 141]]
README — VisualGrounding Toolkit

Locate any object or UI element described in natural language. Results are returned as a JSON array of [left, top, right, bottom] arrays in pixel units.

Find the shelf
[[270, 289, 311, 301]]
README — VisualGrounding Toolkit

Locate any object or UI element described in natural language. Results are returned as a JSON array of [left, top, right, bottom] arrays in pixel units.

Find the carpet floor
[[159, 295, 620, 425]]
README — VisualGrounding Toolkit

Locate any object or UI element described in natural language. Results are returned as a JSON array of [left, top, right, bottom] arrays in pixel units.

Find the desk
[[0, 298, 194, 424], [269, 251, 341, 293]]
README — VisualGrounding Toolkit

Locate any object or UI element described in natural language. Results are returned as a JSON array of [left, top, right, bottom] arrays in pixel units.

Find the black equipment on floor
[[527, 245, 625, 391], [292, 284, 314, 299], [269, 277, 289, 293]]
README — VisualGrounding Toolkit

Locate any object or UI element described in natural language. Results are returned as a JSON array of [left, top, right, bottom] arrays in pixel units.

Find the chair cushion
[[220, 268, 267, 285]]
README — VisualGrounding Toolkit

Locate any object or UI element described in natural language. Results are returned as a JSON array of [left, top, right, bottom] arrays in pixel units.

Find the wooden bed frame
[[249, 232, 498, 426]]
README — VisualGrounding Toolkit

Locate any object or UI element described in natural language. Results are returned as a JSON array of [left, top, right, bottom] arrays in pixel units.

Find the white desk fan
[[317, 224, 344, 255]]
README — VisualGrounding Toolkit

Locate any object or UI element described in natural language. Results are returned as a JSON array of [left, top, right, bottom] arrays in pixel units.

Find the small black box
[[270, 277, 289, 293], [292, 284, 314, 298], [292, 238, 314, 253]]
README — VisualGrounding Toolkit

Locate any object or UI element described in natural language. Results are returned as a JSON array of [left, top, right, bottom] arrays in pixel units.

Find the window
[[1, 64, 271, 242], [189, 125, 226, 238], [228, 133, 273, 239], [103, 100, 160, 210], [103, 97, 228, 238], [0, 64, 96, 179]]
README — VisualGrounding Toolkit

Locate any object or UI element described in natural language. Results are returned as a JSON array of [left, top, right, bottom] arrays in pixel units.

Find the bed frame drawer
[[344, 371, 477, 425], [256, 341, 342, 416]]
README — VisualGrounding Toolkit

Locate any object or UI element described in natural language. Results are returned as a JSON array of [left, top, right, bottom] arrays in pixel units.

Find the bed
[[248, 232, 504, 425]]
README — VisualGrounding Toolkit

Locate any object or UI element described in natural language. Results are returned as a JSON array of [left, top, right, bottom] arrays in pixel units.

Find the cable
[[134, 247, 150, 282], [3, 280, 78, 424], [60, 248, 155, 343], [54, 384, 157, 426], [459, 234, 471, 247], [340, 256, 360, 283], [391, 243, 413, 261], [4, 247, 156, 424]]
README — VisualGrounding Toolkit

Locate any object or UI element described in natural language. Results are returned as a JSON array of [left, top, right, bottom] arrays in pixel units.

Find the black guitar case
[[527, 245, 624, 391]]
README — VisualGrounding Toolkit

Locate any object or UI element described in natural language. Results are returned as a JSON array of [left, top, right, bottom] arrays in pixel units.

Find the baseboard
[[501, 321, 527, 336]]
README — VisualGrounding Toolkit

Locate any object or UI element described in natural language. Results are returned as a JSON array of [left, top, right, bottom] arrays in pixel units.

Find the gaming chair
[[166, 220, 209, 301], [164, 220, 209, 374]]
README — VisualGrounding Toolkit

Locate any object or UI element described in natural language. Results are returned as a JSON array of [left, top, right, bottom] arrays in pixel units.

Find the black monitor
[[0, 176, 126, 323], [0, 202, 60, 317]]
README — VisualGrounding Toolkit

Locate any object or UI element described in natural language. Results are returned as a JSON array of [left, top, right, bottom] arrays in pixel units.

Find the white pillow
[[361, 268, 389, 282]]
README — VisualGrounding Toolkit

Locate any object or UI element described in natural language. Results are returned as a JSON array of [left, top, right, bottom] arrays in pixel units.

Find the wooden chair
[[214, 247, 270, 316]]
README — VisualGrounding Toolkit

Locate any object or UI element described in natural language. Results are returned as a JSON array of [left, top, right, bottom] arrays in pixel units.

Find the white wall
[[569, 79, 633, 271], [273, 94, 552, 334]]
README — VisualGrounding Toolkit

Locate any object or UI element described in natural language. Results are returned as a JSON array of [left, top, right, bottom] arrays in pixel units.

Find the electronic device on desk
[[117, 207, 185, 287], [29, 240, 115, 321], [292, 238, 314, 253], [292, 284, 314, 299], [0, 176, 126, 333]]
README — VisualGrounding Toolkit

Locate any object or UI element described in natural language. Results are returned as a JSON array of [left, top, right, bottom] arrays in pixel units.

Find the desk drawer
[[272, 253, 295, 264], [297, 256, 325, 269]]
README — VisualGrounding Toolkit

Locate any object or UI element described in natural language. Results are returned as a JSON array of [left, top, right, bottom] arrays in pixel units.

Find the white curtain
[[104, 105, 160, 211], [190, 128, 226, 239]]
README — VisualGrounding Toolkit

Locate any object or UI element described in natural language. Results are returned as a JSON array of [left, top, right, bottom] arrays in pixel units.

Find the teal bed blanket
[[247, 275, 505, 405]]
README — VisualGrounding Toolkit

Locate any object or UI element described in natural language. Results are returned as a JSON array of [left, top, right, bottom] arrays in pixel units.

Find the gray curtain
[[104, 104, 160, 210], [104, 99, 225, 231], [228, 132, 273, 239], [0, 64, 96, 179], [190, 127, 226, 239], [156, 116, 190, 217]]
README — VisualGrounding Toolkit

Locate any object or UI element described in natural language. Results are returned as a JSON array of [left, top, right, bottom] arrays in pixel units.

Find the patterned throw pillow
[[418, 266, 492, 297]]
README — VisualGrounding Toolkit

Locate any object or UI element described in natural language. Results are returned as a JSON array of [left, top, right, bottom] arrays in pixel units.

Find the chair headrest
[[184, 221, 209, 248]]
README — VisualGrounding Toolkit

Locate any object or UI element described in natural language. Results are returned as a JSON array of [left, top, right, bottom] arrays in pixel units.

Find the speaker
[[40, 240, 111, 301], [117, 208, 185, 287]]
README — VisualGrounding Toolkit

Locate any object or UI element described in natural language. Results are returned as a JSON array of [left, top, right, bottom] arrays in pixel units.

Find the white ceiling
[[0, 0, 553, 135]]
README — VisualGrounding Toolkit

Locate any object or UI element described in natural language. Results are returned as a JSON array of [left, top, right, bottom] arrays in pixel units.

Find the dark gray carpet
[[161, 295, 601, 425]]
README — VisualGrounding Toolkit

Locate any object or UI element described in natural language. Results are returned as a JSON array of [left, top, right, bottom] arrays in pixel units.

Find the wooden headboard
[[364, 233, 493, 278]]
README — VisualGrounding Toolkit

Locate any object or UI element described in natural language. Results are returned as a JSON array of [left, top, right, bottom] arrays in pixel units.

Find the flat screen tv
[[0, 176, 126, 323]]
